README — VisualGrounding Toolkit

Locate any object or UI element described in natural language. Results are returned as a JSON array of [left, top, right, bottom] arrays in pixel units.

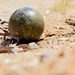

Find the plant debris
[[65, 19, 75, 26]]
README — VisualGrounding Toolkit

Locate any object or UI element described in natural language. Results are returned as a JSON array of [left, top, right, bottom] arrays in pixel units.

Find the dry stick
[[65, 19, 75, 26]]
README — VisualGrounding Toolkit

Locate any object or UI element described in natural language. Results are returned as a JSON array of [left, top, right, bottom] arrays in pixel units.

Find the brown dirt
[[0, 0, 75, 75]]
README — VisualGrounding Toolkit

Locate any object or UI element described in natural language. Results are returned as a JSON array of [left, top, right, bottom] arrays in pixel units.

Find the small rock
[[2, 23, 8, 29], [18, 44, 29, 49], [40, 33, 45, 40], [29, 42, 39, 48], [58, 38, 69, 41], [11, 46, 23, 53], [0, 46, 13, 53], [49, 42, 54, 46], [18, 44, 30, 52], [37, 50, 57, 63]]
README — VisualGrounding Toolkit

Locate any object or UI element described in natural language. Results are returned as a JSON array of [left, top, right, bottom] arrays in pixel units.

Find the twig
[[65, 19, 75, 26]]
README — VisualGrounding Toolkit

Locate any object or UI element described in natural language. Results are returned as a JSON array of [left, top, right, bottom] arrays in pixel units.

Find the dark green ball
[[9, 7, 44, 41]]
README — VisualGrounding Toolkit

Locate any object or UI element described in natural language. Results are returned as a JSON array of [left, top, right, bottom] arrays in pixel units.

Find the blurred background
[[0, 0, 72, 20]]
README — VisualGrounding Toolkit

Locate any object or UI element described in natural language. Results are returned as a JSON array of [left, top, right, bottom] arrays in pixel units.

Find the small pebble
[[40, 33, 45, 40], [40, 51, 56, 59], [0, 46, 13, 53], [11, 46, 23, 53], [49, 42, 54, 46], [18, 44, 29, 49], [2, 24, 8, 29], [29, 42, 39, 48], [36, 50, 57, 63], [58, 38, 69, 41]]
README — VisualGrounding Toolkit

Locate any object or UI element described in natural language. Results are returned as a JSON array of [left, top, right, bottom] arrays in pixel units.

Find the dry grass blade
[[51, 0, 70, 12]]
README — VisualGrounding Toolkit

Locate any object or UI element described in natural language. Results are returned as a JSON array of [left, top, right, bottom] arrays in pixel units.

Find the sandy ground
[[0, 0, 75, 75]]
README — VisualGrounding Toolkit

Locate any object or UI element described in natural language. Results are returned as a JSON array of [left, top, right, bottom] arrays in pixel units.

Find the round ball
[[9, 7, 44, 41]]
